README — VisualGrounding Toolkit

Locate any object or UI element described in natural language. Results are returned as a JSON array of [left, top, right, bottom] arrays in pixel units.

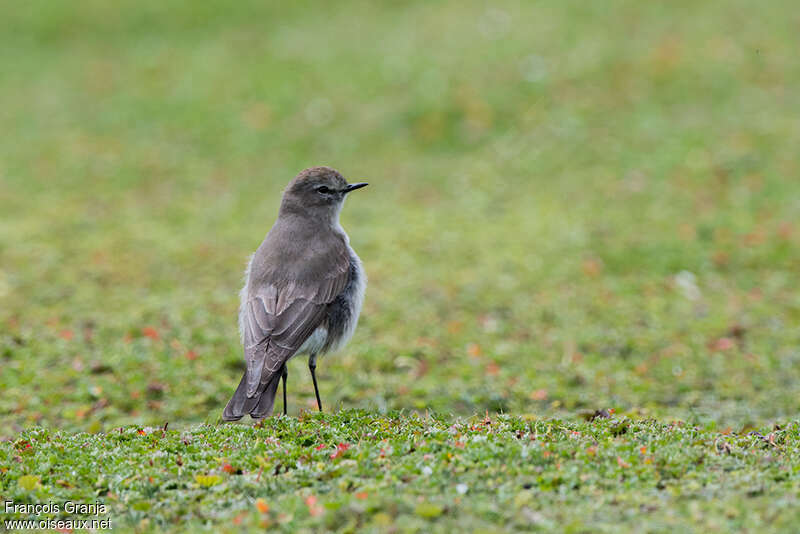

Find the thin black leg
[[281, 364, 288, 416], [309, 353, 322, 412]]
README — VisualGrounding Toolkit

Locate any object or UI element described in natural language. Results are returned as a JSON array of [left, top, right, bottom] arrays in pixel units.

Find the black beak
[[343, 182, 368, 193]]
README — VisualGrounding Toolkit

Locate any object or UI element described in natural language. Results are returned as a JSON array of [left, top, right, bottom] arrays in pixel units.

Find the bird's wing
[[241, 244, 350, 397]]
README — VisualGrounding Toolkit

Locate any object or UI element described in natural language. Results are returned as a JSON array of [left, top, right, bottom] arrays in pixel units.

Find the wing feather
[[242, 240, 350, 397]]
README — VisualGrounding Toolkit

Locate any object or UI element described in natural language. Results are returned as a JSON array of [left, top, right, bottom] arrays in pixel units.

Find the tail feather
[[222, 372, 281, 421]]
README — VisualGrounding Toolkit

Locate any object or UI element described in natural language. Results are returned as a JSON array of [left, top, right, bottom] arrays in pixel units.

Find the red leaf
[[142, 326, 160, 340], [14, 440, 33, 451], [709, 337, 735, 352], [59, 330, 74, 341], [329, 443, 350, 459], [255, 498, 269, 514], [529, 389, 548, 401], [467, 343, 481, 357]]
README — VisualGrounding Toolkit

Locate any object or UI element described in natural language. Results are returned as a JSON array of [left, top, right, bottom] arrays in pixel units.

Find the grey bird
[[222, 166, 367, 421]]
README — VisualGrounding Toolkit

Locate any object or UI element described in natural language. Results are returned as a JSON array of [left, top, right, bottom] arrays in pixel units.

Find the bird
[[222, 166, 367, 421]]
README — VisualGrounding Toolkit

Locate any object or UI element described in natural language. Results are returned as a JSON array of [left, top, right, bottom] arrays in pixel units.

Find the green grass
[[3, 412, 800, 533], [1, 0, 800, 531]]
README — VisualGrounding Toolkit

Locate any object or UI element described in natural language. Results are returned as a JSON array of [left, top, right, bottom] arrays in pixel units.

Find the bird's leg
[[309, 353, 322, 412], [281, 364, 288, 416]]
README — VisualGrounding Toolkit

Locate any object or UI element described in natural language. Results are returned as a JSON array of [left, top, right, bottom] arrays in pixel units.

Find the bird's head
[[280, 166, 368, 223]]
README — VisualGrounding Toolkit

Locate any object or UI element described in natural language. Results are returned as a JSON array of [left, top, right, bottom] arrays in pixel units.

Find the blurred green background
[[1, 0, 799, 437]]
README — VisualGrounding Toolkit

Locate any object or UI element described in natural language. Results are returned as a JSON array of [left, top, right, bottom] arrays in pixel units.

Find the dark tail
[[222, 371, 281, 421]]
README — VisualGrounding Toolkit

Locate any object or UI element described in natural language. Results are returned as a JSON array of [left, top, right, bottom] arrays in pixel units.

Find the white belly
[[297, 326, 328, 355]]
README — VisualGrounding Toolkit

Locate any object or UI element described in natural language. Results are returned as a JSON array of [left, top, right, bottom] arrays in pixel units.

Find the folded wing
[[242, 244, 350, 397]]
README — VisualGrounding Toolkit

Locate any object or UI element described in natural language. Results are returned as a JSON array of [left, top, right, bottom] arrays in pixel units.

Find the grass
[[3, 412, 800, 533], [1, 0, 800, 531]]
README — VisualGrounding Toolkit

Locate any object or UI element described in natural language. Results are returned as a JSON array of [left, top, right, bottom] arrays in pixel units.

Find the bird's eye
[[316, 186, 332, 194]]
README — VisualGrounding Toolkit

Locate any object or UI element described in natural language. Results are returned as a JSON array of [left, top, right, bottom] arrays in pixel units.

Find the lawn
[[3, 413, 800, 533], [1, 0, 800, 531]]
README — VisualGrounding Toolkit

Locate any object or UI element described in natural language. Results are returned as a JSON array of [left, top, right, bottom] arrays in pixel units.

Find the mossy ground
[[1, 0, 799, 531], [3, 412, 800, 532]]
